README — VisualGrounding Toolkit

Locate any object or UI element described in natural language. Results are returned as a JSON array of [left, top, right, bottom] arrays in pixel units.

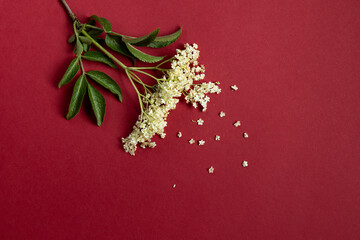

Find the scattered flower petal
[[189, 138, 195, 144], [208, 166, 215, 173], [243, 132, 249, 138], [198, 140, 205, 146], [242, 161, 248, 167], [215, 135, 220, 141], [177, 132, 182, 138], [234, 121, 241, 127], [231, 85, 238, 91], [219, 111, 226, 118]]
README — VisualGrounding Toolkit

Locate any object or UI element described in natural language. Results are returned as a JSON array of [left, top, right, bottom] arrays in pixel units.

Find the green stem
[[110, 32, 136, 39], [125, 70, 145, 118], [132, 69, 161, 82], [84, 24, 103, 30], [79, 57, 85, 74], [129, 71, 154, 89], [73, 21, 79, 37], [81, 30, 128, 70], [156, 57, 175, 68], [109, 32, 124, 38], [128, 66, 168, 72]]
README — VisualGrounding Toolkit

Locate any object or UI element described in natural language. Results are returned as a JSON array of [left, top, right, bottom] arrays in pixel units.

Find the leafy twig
[[58, 0, 182, 127]]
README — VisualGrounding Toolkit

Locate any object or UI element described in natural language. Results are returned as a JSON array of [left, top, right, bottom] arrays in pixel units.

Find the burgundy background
[[0, 0, 359, 239]]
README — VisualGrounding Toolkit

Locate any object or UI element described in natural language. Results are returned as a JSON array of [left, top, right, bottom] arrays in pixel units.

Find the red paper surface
[[0, 0, 359, 239]]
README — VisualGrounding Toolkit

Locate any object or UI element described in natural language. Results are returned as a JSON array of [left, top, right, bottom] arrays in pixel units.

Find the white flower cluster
[[185, 82, 221, 111], [122, 43, 219, 155]]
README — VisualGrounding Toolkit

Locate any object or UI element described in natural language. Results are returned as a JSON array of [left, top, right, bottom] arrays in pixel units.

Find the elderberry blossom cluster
[[121, 43, 221, 155], [185, 82, 221, 111]]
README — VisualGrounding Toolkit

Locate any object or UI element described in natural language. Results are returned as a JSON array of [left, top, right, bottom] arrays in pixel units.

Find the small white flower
[[243, 132, 249, 138], [234, 121, 241, 127], [197, 118, 204, 125], [215, 81, 220, 85], [189, 138, 195, 144], [231, 85, 238, 91], [148, 142, 156, 148], [198, 140, 205, 146], [242, 161, 248, 167], [173, 184, 176, 188], [219, 111, 226, 117], [215, 135, 220, 141], [177, 132, 182, 138], [208, 166, 214, 173], [160, 133, 166, 139]]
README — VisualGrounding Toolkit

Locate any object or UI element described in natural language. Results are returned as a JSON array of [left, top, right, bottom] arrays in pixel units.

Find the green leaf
[[83, 43, 90, 52], [125, 43, 165, 63], [58, 58, 80, 88], [68, 34, 75, 43], [147, 27, 182, 48], [90, 15, 112, 33], [88, 19, 96, 26], [86, 71, 122, 102], [123, 28, 159, 47], [78, 36, 92, 52], [105, 34, 132, 57], [74, 38, 83, 55], [87, 28, 104, 37], [94, 37, 105, 45], [87, 82, 106, 126], [79, 36, 92, 45], [82, 51, 117, 69], [66, 75, 87, 120], [105, 34, 136, 65]]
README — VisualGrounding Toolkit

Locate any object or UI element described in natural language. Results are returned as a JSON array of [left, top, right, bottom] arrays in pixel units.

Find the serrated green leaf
[[58, 58, 80, 88], [79, 36, 92, 45], [147, 27, 182, 48], [66, 75, 87, 120], [82, 51, 117, 69], [87, 82, 106, 126], [105, 34, 136, 65], [123, 28, 159, 47], [125, 43, 165, 63], [86, 71, 122, 102], [105, 34, 132, 56], [68, 34, 75, 43], [90, 15, 112, 33]]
